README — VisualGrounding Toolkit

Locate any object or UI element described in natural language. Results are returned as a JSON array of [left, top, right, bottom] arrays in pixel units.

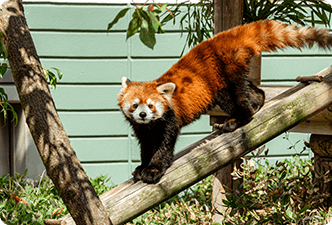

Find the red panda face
[[117, 77, 176, 124]]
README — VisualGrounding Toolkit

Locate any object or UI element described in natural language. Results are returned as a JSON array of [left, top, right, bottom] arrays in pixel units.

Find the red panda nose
[[139, 112, 147, 118]]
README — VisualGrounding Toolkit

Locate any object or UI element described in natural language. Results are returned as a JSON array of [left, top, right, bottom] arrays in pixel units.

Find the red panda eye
[[148, 104, 153, 109], [133, 104, 138, 108]]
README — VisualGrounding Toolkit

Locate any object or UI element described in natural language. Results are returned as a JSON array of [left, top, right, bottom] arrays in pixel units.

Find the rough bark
[[59, 65, 332, 224], [0, 1, 112, 224]]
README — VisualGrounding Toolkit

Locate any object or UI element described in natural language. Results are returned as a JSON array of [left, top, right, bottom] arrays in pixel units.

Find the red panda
[[117, 20, 332, 183]]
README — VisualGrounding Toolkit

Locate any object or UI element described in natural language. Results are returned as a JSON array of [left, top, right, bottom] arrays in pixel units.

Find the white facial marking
[[155, 101, 165, 118], [132, 104, 154, 124], [122, 102, 131, 117]]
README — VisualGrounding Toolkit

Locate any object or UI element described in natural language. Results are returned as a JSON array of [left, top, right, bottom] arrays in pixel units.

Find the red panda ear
[[117, 77, 131, 100], [122, 76, 131, 86], [157, 83, 176, 102]]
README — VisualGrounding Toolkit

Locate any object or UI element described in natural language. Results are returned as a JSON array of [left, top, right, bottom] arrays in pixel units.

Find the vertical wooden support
[[310, 134, 332, 200], [212, 0, 245, 222]]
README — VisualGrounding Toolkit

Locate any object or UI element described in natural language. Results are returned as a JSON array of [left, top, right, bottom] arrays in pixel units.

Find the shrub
[[0, 171, 112, 224], [221, 156, 332, 224]]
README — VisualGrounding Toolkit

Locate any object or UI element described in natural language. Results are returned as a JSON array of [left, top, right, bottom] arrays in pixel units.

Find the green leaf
[[0, 87, 17, 126], [49, 67, 63, 80], [0, 63, 7, 78], [7, 103, 17, 125], [140, 8, 151, 22], [157, 3, 167, 13], [43, 67, 63, 89], [161, 13, 174, 24], [285, 206, 294, 221], [149, 11, 161, 33], [139, 20, 156, 49], [0, 87, 8, 102], [298, 205, 310, 214], [0, 32, 8, 60], [48, 70, 57, 88], [127, 16, 141, 40], [107, 8, 130, 32]]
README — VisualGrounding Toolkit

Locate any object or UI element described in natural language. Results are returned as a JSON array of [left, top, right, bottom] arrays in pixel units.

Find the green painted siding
[[1, 1, 330, 184], [22, 2, 212, 185]]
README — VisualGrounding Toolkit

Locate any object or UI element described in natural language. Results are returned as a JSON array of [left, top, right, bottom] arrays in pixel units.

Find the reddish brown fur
[[153, 20, 332, 127], [118, 20, 332, 183]]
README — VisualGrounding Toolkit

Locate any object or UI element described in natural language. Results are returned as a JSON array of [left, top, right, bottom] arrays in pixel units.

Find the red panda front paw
[[214, 118, 239, 133], [140, 165, 164, 184], [213, 123, 224, 130]]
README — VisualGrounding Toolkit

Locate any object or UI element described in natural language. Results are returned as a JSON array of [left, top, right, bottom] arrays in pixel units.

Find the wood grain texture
[[58, 65, 332, 224]]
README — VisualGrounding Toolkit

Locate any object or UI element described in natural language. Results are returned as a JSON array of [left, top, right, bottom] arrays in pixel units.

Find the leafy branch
[[107, 2, 180, 49], [43, 67, 63, 89], [108, 0, 332, 52], [243, 0, 332, 26], [0, 34, 16, 126]]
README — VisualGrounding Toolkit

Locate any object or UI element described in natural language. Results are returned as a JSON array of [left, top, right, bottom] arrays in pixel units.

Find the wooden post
[[212, 0, 244, 222], [309, 134, 332, 200]]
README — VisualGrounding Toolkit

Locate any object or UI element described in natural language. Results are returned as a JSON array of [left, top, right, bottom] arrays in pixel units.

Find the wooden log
[[57, 65, 332, 224], [208, 84, 332, 135]]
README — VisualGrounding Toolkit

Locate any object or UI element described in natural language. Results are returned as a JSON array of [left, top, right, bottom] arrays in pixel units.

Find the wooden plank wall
[[0, 1, 331, 184], [22, 1, 212, 185]]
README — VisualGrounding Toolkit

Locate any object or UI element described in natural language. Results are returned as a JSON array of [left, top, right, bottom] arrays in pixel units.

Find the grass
[[0, 154, 331, 224]]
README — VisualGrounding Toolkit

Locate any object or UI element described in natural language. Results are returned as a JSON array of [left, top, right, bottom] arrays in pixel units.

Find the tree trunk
[[0, 1, 112, 224]]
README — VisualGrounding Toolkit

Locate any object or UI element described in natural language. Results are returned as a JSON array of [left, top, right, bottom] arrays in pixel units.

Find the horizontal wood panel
[[25, 4, 130, 31], [32, 32, 187, 58], [40, 59, 127, 83], [181, 115, 211, 133], [262, 45, 332, 56], [131, 33, 188, 57], [71, 137, 129, 161], [24, 4, 186, 31], [51, 85, 120, 110], [131, 59, 178, 81], [261, 57, 332, 82], [31, 32, 127, 57], [59, 112, 209, 137], [58, 111, 129, 136], [131, 132, 212, 161], [82, 163, 130, 185]]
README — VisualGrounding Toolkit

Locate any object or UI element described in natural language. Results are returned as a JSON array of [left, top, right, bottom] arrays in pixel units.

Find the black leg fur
[[128, 109, 180, 184], [216, 79, 265, 133]]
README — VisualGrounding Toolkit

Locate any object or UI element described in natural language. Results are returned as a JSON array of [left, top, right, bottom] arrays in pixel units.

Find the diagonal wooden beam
[[56, 65, 332, 225]]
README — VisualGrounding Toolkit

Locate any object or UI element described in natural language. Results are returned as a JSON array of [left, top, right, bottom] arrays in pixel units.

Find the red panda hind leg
[[214, 80, 265, 133]]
